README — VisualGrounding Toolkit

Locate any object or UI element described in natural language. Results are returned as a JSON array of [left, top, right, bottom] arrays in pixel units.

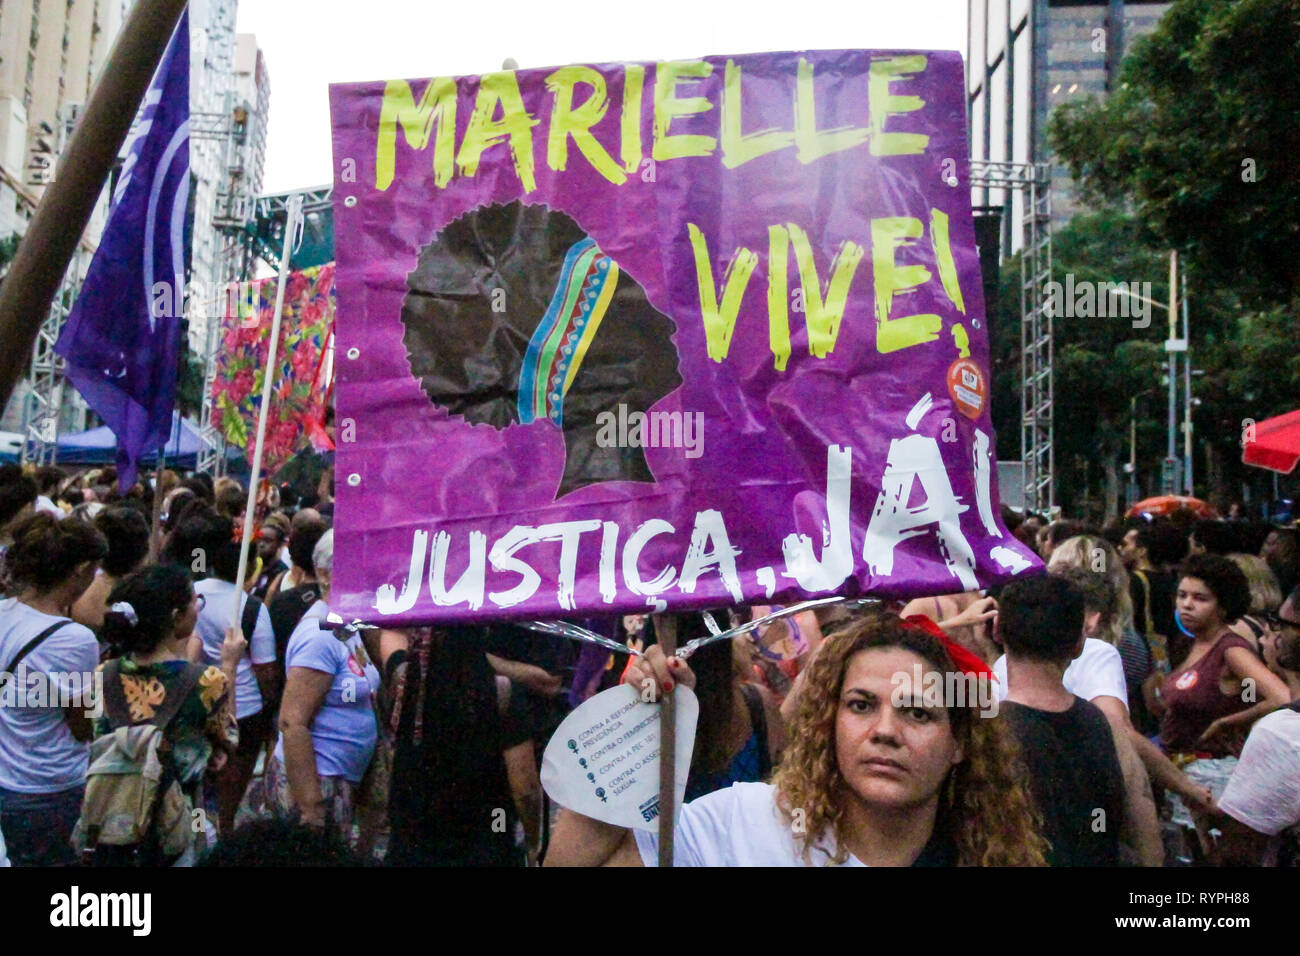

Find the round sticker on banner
[[947, 359, 987, 420]]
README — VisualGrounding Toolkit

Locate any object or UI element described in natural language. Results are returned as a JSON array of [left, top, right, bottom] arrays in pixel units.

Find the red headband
[[900, 614, 995, 679]]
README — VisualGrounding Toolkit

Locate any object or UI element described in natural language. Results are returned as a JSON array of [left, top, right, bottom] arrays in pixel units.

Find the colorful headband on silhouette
[[517, 238, 619, 426]]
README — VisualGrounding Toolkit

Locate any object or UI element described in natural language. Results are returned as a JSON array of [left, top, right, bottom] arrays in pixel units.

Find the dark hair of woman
[[95, 506, 151, 577], [180, 475, 214, 502], [1179, 553, 1251, 623], [288, 520, 327, 576], [669, 615, 735, 776], [169, 493, 208, 534], [6, 512, 107, 593], [0, 474, 38, 526], [165, 506, 239, 581], [386, 625, 520, 866], [100, 564, 194, 657], [33, 465, 64, 495], [199, 817, 368, 867]]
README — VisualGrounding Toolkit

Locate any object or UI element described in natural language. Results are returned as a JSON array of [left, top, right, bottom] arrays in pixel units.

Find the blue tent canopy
[[54, 413, 240, 470]]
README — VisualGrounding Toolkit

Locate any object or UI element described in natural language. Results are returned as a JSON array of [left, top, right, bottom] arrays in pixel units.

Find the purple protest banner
[[327, 50, 1041, 627]]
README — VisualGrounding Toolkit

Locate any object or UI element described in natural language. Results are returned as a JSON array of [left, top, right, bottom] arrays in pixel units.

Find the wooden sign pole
[[655, 613, 676, 868]]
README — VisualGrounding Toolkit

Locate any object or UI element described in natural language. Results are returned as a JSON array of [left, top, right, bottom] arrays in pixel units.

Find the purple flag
[[56, 11, 190, 490]]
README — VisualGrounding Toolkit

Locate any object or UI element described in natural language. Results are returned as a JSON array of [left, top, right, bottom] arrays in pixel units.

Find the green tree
[[1044, 0, 1300, 509], [1048, 0, 1300, 307], [0, 233, 22, 280], [176, 344, 205, 419], [990, 207, 1169, 521]]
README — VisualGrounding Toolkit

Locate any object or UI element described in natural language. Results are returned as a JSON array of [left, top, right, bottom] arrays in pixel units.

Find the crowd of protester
[[0, 458, 1297, 868]]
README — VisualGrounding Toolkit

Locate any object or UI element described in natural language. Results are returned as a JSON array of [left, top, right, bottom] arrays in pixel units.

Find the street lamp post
[[1108, 250, 1190, 497], [1181, 268, 1192, 494], [1127, 395, 1139, 506], [1167, 251, 1179, 494]]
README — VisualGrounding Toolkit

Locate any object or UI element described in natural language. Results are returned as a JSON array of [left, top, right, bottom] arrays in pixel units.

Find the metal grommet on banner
[[347, 473, 361, 486], [346, 346, 360, 360], [343, 195, 357, 208]]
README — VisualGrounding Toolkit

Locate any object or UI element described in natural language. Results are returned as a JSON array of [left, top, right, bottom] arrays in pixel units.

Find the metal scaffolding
[[18, 1, 253, 474], [20, 100, 89, 467], [249, 185, 333, 268], [192, 181, 334, 476], [969, 160, 1054, 514], [193, 92, 258, 477], [22, 263, 82, 465]]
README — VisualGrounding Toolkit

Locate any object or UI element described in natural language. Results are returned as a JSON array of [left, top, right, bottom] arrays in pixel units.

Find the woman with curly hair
[[1160, 554, 1291, 852], [546, 611, 1048, 866]]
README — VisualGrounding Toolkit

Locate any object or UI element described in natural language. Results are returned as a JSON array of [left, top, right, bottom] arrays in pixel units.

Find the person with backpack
[[0, 512, 107, 865], [76, 565, 242, 866], [169, 507, 280, 836]]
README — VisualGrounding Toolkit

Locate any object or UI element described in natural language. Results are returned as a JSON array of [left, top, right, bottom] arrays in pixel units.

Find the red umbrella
[[1125, 495, 1219, 519], [1242, 408, 1300, 474]]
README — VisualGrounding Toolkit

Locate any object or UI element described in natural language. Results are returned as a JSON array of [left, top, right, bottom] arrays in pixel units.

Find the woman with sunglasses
[[91, 564, 243, 864], [547, 611, 1047, 866]]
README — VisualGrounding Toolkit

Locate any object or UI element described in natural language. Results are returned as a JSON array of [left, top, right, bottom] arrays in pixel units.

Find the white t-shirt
[[272, 601, 379, 782], [194, 578, 275, 720], [1218, 708, 1300, 837], [0, 599, 99, 793], [993, 638, 1129, 709], [633, 782, 865, 867], [34, 496, 62, 519]]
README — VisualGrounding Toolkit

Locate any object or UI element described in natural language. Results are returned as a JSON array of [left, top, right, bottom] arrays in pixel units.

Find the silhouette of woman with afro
[[402, 201, 681, 499]]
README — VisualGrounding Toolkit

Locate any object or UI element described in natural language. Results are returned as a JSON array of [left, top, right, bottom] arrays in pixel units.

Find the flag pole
[[148, 443, 167, 561], [148, 412, 181, 560], [230, 196, 303, 627], [0, 0, 190, 411]]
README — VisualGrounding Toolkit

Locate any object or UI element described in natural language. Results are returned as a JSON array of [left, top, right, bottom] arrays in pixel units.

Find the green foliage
[[1035, 0, 1300, 511], [991, 207, 1178, 517], [1048, 0, 1300, 306], [175, 332, 206, 419], [0, 233, 22, 278], [217, 391, 246, 446]]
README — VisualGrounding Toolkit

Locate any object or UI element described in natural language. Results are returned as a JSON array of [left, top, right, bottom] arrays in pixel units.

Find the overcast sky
[[235, 0, 969, 194]]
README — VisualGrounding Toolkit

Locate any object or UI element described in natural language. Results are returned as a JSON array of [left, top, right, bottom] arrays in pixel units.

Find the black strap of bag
[[241, 595, 261, 646], [3, 619, 72, 676]]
